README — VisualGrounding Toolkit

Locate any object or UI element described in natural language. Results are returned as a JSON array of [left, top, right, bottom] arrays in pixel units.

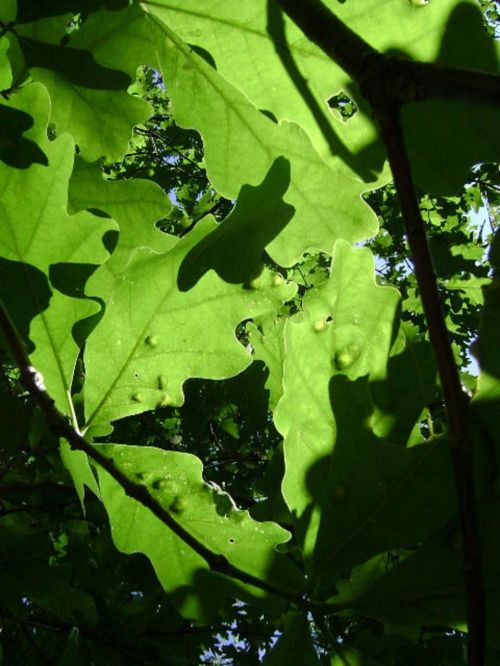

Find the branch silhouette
[[0, 300, 335, 616], [275, 0, 492, 663]]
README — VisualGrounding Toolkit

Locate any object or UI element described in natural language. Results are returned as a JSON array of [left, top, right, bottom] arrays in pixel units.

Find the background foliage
[[0, 0, 499, 664]]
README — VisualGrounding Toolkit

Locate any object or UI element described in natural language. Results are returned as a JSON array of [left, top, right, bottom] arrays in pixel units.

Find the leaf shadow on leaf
[[49, 261, 107, 347], [369, 339, 437, 446], [177, 157, 293, 291], [266, 0, 381, 182], [401, 2, 499, 194], [350, 497, 500, 651], [0, 257, 51, 353], [178, 567, 289, 624], [301, 374, 455, 594], [18, 38, 132, 90], [0, 104, 48, 168]]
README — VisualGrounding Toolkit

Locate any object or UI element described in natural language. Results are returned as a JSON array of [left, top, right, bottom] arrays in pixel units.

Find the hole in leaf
[[327, 91, 358, 121]]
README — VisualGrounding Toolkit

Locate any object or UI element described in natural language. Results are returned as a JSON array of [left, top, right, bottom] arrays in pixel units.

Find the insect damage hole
[[327, 91, 358, 121]]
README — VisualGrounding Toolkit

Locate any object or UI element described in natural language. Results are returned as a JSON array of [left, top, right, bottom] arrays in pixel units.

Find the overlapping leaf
[[312, 375, 456, 579], [248, 313, 287, 411], [12, 4, 151, 161], [83, 164, 297, 429], [349, 498, 500, 649], [0, 37, 12, 89], [68, 156, 175, 304], [0, 83, 114, 413], [145, 12, 376, 266], [97, 444, 304, 621], [274, 241, 400, 559], [145, 0, 500, 193]]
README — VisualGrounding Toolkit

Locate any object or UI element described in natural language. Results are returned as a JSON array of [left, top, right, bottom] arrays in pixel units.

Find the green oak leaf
[[14, 5, 152, 161], [68, 156, 174, 304], [370, 338, 437, 445], [0, 83, 113, 499], [14, 0, 128, 23], [0, 83, 114, 412], [349, 498, 500, 649], [312, 375, 455, 580], [141, 0, 381, 181], [275, 240, 400, 560], [0, 0, 15, 22], [0, 37, 12, 89], [146, 12, 376, 266], [97, 444, 304, 620], [248, 314, 287, 412], [145, 0, 500, 194], [83, 165, 297, 428]]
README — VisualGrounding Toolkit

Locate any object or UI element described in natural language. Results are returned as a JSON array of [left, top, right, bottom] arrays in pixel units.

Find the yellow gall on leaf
[[145, 335, 158, 348], [249, 276, 262, 289], [333, 344, 361, 370], [313, 319, 326, 332], [273, 273, 284, 287], [156, 393, 170, 408], [157, 375, 168, 390], [169, 496, 187, 514], [131, 392, 143, 403]]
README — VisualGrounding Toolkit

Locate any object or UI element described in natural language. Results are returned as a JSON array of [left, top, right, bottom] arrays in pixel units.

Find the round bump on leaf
[[152, 478, 170, 491], [156, 393, 170, 408], [158, 375, 168, 390], [131, 392, 143, 403], [313, 319, 326, 332], [169, 496, 187, 514], [273, 273, 284, 287], [145, 335, 158, 348], [249, 276, 262, 289], [333, 344, 361, 370]]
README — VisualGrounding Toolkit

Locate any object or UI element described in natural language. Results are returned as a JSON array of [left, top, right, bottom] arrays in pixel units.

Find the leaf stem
[[275, 0, 500, 108], [274, 1, 487, 662], [0, 299, 330, 615], [374, 109, 485, 666]]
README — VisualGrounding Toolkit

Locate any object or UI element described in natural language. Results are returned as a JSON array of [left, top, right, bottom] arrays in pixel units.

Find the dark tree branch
[[374, 109, 485, 666], [0, 300, 318, 612], [274, 0, 487, 663], [275, 0, 500, 108]]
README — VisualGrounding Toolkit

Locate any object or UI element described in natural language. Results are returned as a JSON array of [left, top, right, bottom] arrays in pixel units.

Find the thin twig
[[274, 1, 486, 662], [374, 108, 485, 666], [275, 0, 500, 108], [0, 300, 321, 612]]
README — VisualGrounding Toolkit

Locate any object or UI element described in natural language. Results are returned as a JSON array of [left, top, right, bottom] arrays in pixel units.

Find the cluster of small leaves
[[366, 177, 494, 377]]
